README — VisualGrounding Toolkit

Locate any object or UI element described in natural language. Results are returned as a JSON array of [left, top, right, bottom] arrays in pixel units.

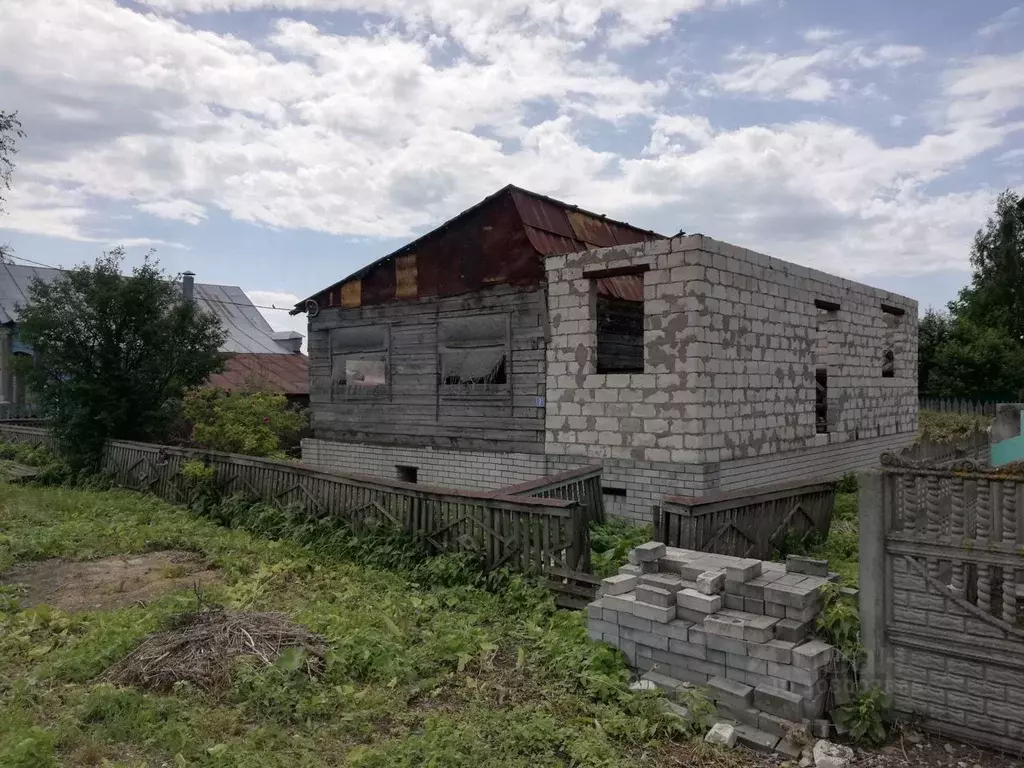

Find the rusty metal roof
[[207, 353, 309, 396], [293, 185, 665, 313]]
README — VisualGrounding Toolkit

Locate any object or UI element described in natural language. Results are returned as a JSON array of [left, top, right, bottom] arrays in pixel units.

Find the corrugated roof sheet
[[208, 353, 309, 395], [0, 263, 299, 356], [295, 184, 666, 312]]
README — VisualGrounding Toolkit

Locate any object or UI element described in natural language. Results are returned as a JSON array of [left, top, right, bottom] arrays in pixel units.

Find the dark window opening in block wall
[[882, 347, 895, 378], [602, 486, 628, 497], [438, 314, 510, 394], [595, 279, 644, 374], [815, 368, 829, 434], [396, 465, 418, 483]]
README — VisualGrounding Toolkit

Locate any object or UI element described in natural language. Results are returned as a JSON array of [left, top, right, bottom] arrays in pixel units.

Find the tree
[[920, 316, 1024, 400], [0, 110, 25, 262], [183, 386, 307, 458], [18, 249, 227, 469], [953, 189, 1024, 343], [917, 308, 951, 395]]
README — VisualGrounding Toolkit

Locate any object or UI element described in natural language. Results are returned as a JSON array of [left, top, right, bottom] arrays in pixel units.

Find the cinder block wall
[[544, 234, 918, 467], [301, 438, 547, 490]]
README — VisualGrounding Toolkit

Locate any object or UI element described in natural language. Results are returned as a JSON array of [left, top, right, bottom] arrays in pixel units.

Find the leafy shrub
[[590, 519, 652, 577], [834, 685, 891, 744], [815, 582, 863, 667], [183, 387, 307, 458], [836, 472, 858, 494], [918, 409, 991, 444]]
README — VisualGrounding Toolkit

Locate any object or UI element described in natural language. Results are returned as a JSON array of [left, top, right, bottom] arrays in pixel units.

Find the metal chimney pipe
[[182, 271, 195, 302]]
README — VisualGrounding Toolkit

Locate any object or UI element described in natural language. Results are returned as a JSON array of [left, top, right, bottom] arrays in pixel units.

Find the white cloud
[[711, 40, 926, 102], [803, 28, 841, 43], [0, 0, 1021, 287], [137, 199, 207, 225], [978, 6, 1021, 37], [890, 114, 907, 128]]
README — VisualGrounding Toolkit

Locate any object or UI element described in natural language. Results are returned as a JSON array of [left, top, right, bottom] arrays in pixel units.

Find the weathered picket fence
[[652, 479, 837, 560], [919, 397, 1000, 417], [497, 466, 605, 526], [861, 453, 1024, 752], [0, 424, 592, 583]]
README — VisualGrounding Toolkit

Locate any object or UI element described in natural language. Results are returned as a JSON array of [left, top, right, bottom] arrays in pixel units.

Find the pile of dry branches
[[104, 609, 327, 692]]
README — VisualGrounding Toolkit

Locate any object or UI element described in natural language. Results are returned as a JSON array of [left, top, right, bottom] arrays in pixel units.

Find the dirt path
[[0, 550, 221, 612]]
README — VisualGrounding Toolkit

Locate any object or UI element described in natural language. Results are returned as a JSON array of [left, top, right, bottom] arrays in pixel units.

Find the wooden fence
[[652, 479, 837, 560], [919, 397, 1000, 417], [496, 466, 605, 527], [0, 424, 590, 580]]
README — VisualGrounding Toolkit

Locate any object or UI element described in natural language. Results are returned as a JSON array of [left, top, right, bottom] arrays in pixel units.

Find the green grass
[[0, 482, 729, 767]]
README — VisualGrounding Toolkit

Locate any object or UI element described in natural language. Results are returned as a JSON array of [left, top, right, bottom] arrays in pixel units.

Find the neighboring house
[[0, 264, 307, 407], [293, 185, 918, 522]]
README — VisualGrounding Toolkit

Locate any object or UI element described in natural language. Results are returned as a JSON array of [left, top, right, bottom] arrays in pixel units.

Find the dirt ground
[[0, 550, 222, 612]]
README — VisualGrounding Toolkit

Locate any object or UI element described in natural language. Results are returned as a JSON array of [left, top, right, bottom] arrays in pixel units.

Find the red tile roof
[[208, 353, 309, 396]]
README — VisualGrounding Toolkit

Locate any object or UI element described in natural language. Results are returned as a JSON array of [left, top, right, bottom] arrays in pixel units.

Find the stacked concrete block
[[589, 543, 838, 755]]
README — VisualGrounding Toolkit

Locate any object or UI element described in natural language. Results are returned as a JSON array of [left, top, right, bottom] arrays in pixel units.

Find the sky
[[1, 0, 1023, 341]]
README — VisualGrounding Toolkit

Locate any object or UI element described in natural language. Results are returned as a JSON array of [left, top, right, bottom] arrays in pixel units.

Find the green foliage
[[17, 250, 227, 470], [183, 387, 307, 458], [834, 686, 891, 745], [917, 409, 991, 444], [920, 191, 1024, 399], [0, 110, 24, 219], [590, 519, 653, 577], [815, 582, 863, 667], [0, 441, 52, 467], [0, 480, 690, 767], [836, 473, 858, 494]]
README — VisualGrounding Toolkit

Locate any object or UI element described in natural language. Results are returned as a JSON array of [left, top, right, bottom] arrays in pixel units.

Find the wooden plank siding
[[307, 283, 548, 453]]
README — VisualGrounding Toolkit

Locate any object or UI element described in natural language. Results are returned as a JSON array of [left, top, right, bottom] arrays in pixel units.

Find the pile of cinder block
[[587, 542, 838, 758]]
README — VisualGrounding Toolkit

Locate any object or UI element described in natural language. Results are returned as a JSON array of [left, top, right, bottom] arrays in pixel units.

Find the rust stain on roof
[[295, 184, 666, 312], [208, 354, 309, 396]]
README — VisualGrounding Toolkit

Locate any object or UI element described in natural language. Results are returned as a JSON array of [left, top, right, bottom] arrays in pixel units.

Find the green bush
[[183, 387, 307, 458], [834, 686, 891, 745], [589, 519, 652, 577], [917, 409, 991, 444]]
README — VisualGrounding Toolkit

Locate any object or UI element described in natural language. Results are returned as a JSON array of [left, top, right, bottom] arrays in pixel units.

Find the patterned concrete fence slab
[[653, 480, 837, 560], [0, 424, 589, 579], [860, 454, 1024, 752]]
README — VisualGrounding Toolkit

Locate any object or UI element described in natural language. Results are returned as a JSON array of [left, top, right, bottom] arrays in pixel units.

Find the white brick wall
[[301, 439, 548, 491]]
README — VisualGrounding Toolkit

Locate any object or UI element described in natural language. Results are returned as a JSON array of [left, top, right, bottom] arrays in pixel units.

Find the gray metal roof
[[0, 263, 298, 355]]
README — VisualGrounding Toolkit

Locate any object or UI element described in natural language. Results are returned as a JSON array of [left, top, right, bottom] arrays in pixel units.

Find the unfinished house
[[296, 186, 918, 522]]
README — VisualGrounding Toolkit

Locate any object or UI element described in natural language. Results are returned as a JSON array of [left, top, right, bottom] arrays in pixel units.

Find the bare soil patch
[[0, 550, 221, 612]]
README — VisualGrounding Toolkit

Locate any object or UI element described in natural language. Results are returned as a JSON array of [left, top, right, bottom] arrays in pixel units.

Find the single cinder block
[[618, 563, 642, 576], [733, 723, 780, 752], [677, 588, 723, 613], [725, 666, 748, 685], [754, 684, 804, 721], [659, 552, 689, 574], [672, 666, 711, 685], [696, 570, 726, 595], [676, 606, 709, 623], [725, 593, 745, 611], [765, 601, 787, 619], [619, 613, 652, 632], [652, 619, 691, 642], [786, 555, 829, 577], [707, 676, 755, 709], [716, 702, 761, 728], [757, 711, 808, 739], [743, 615, 779, 644], [588, 619, 618, 636], [604, 593, 637, 614], [586, 601, 604, 620], [623, 627, 668, 651], [640, 670, 683, 697], [636, 584, 674, 607], [602, 608, 619, 624], [640, 573, 683, 591], [764, 579, 825, 610], [726, 653, 767, 675], [726, 558, 763, 583], [792, 640, 835, 670], [785, 601, 823, 623], [688, 626, 707, 646], [707, 633, 747, 655], [706, 614, 747, 640], [707, 648, 727, 664], [767, 662, 824, 687], [601, 574, 637, 596], [632, 542, 667, 562], [748, 639, 797, 665], [668, 639, 707, 660], [633, 600, 676, 623], [640, 559, 659, 574], [744, 598, 765, 615], [775, 618, 812, 644]]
